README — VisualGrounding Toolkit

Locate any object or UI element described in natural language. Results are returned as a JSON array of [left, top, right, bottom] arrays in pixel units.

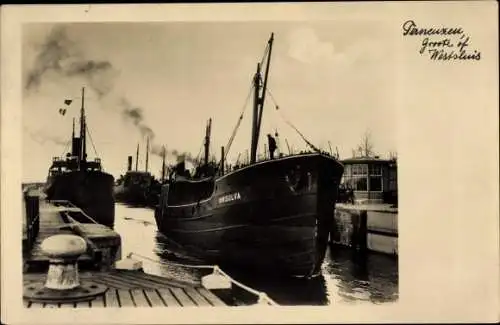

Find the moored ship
[[154, 33, 344, 278], [44, 87, 115, 227], [114, 138, 162, 207]]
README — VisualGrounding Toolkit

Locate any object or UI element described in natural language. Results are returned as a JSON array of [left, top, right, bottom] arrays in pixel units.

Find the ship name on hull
[[218, 192, 241, 204]]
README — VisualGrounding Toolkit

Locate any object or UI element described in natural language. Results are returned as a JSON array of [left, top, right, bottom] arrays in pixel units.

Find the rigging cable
[[218, 40, 271, 168], [222, 82, 255, 162], [85, 126, 100, 159], [195, 139, 204, 164], [259, 42, 270, 68], [60, 140, 71, 157], [265, 88, 322, 154]]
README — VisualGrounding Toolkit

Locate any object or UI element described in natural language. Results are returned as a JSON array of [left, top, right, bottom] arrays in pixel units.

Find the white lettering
[[217, 192, 241, 204]]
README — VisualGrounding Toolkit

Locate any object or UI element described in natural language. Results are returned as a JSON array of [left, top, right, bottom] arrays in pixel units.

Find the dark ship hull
[[45, 169, 115, 227], [154, 153, 343, 278], [114, 183, 149, 206], [114, 171, 161, 207], [114, 141, 163, 207]]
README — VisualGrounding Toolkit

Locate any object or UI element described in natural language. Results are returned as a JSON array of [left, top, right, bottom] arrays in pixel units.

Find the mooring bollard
[[41, 234, 87, 290], [23, 234, 108, 304]]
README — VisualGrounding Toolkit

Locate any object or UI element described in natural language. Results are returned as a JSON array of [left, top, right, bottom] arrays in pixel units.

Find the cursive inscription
[[402, 20, 463, 37], [402, 20, 481, 61]]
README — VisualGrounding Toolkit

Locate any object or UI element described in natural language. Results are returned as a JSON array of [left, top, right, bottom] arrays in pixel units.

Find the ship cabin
[[48, 155, 103, 176], [340, 156, 397, 205]]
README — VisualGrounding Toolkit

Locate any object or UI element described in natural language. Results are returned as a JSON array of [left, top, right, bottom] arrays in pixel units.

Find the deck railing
[[23, 190, 40, 252]]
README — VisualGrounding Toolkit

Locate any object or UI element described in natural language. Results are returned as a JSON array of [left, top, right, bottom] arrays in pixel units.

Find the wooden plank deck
[[23, 270, 227, 308], [23, 287, 226, 308]]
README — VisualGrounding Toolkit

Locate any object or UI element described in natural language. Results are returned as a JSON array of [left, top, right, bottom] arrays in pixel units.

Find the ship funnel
[[127, 156, 133, 171]]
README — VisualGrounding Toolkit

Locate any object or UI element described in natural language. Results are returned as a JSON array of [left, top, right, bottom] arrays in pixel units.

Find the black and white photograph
[[2, 2, 498, 324]]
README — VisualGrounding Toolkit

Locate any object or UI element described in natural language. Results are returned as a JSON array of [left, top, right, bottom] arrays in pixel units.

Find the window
[[352, 164, 368, 176], [369, 176, 382, 191], [369, 164, 382, 176], [352, 176, 367, 191]]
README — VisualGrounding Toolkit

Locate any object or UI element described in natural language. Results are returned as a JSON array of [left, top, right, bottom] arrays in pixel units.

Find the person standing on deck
[[267, 134, 277, 159]]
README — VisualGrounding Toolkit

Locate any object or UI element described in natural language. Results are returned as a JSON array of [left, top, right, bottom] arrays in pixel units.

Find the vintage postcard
[[1, 2, 498, 324]]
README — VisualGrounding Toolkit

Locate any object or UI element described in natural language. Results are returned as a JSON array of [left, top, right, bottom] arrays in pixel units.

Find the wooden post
[[352, 209, 368, 254], [359, 209, 368, 254]]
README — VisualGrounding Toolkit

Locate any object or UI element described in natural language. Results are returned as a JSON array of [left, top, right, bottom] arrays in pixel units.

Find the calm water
[[114, 203, 399, 306]]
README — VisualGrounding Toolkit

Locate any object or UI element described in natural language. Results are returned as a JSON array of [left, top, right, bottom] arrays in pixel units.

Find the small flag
[[59, 108, 67, 116], [64, 99, 73, 106]]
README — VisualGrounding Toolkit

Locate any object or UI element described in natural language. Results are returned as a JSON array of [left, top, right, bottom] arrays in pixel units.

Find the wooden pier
[[23, 270, 226, 308], [22, 192, 233, 308], [23, 199, 121, 271]]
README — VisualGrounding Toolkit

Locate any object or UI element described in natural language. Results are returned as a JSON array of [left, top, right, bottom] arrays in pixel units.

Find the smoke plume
[[24, 25, 116, 98], [25, 25, 201, 167], [119, 98, 155, 139], [25, 128, 68, 146], [119, 98, 199, 164]]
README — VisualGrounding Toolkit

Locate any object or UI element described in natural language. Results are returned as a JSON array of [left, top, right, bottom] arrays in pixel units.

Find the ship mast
[[79, 87, 87, 169], [204, 118, 212, 166], [161, 145, 166, 182], [250, 33, 274, 164]]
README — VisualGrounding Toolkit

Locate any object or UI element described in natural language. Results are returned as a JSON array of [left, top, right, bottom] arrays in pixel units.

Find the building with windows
[[340, 156, 398, 204]]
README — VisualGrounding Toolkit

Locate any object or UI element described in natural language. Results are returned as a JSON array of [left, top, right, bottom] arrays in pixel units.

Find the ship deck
[[23, 270, 226, 308]]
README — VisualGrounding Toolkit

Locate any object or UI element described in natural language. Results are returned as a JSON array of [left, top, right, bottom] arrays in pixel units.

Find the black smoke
[[24, 25, 116, 98], [119, 98, 155, 139], [25, 25, 200, 166]]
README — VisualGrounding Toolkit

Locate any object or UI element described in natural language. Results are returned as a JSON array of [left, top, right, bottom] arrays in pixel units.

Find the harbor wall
[[22, 189, 40, 253], [331, 203, 398, 256]]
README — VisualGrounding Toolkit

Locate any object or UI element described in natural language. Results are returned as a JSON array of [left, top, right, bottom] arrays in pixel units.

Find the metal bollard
[[41, 235, 87, 290], [23, 234, 108, 304]]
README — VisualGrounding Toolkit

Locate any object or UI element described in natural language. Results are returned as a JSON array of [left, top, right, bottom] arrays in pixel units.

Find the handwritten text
[[402, 20, 481, 61]]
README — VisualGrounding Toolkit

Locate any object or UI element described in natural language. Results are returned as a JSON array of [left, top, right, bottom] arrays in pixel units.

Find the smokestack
[[145, 137, 150, 173], [135, 143, 139, 171], [127, 156, 132, 171]]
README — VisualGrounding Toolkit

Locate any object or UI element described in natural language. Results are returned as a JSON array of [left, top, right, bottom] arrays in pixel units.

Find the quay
[[331, 203, 398, 256], [331, 154, 398, 256], [22, 188, 277, 308]]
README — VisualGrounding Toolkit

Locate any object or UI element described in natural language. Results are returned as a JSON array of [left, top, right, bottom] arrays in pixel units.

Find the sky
[[22, 21, 396, 182]]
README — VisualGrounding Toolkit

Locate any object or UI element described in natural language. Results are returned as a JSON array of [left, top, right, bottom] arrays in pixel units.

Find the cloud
[[287, 27, 338, 64], [286, 27, 385, 68]]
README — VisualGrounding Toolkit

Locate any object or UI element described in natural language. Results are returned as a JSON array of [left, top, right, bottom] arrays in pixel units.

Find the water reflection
[[114, 204, 398, 306], [324, 247, 399, 304]]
